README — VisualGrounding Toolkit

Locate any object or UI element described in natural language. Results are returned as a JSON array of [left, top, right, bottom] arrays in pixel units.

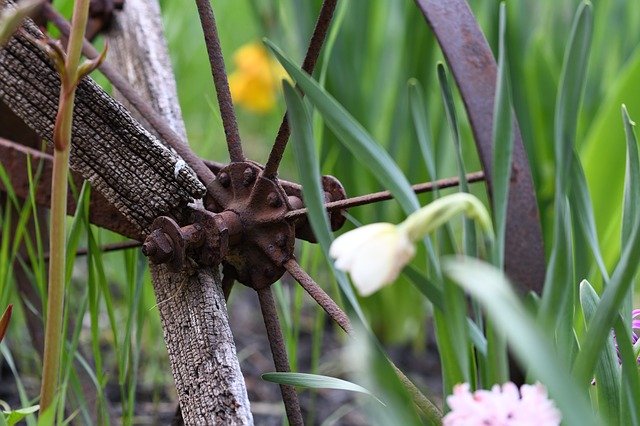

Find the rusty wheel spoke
[[257, 287, 304, 425], [285, 171, 485, 220], [194, 0, 244, 163], [284, 259, 352, 334], [262, 0, 338, 178]]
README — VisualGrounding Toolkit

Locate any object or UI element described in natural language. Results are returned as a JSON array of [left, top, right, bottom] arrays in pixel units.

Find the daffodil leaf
[[437, 64, 474, 257], [554, 0, 592, 197], [444, 257, 597, 426], [573, 210, 640, 384], [491, 3, 514, 269], [579, 280, 620, 424], [540, 1, 592, 361], [621, 105, 640, 266]]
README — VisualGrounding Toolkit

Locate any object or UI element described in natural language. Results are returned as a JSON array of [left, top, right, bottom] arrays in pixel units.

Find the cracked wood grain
[[106, 1, 252, 424], [0, 17, 206, 235]]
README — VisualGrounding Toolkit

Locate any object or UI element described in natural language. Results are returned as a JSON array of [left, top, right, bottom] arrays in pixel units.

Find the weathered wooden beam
[[106, 1, 252, 424], [0, 17, 206, 235], [0, 2, 252, 423]]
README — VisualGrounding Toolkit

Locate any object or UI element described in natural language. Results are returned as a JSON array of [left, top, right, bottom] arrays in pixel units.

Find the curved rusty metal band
[[415, 0, 546, 293]]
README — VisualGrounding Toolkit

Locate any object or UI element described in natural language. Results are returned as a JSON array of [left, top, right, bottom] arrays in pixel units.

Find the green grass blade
[[444, 257, 597, 426], [579, 280, 619, 424], [64, 182, 90, 283], [262, 372, 384, 405], [491, 3, 515, 269]]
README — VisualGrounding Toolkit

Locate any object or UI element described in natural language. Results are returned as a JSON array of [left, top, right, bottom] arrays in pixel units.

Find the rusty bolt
[[243, 167, 256, 186], [142, 229, 174, 264], [275, 232, 287, 248], [218, 172, 231, 188], [267, 192, 282, 208]]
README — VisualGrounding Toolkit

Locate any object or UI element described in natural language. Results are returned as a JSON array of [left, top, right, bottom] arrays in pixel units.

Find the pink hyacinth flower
[[443, 382, 561, 426]]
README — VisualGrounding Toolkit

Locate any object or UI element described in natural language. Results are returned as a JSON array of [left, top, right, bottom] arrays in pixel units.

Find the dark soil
[[0, 283, 442, 425]]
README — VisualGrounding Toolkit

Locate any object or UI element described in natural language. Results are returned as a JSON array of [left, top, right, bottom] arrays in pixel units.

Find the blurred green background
[[4, 0, 640, 423]]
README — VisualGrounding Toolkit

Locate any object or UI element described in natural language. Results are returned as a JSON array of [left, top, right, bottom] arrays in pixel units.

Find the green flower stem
[[398, 193, 494, 243], [39, 0, 91, 414]]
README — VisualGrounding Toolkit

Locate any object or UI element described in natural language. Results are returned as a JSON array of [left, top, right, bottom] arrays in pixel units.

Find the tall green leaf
[[621, 105, 640, 261], [491, 2, 515, 269], [436, 64, 475, 257], [540, 1, 592, 347], [553, 1, 593, 196], [569, 153, 608, 281], [579, 280, 619, 424]]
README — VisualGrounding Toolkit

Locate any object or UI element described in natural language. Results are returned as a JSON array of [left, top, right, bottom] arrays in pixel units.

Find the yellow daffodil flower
[[228, 42, 288, 113], [329, 193, 493, 297]]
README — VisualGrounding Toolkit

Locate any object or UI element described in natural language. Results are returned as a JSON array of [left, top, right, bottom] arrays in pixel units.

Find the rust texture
[[257, 287, 304, 426], [415, 0, 546, 293], [194, 0, 244, 163], [263, 0, 338, 178]]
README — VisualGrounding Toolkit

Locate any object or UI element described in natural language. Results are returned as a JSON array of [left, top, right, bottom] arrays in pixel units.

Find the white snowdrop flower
[[329, 192, 493, 297], [329, 222, 415, 296]]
